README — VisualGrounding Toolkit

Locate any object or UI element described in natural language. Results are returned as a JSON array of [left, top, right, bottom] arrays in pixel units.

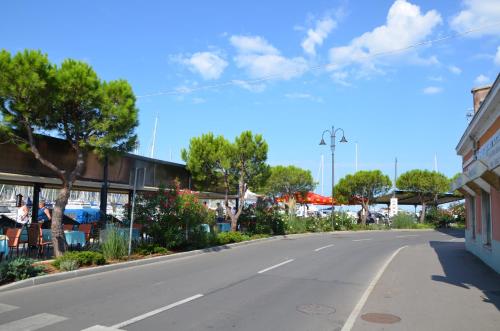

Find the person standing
[[16, 200, 29, 227], [37, 200, 51, 226], [216, 202, 224, 223]]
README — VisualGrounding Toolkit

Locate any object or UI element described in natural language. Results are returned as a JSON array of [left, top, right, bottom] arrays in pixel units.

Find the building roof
[[374, 190, 463, 206]]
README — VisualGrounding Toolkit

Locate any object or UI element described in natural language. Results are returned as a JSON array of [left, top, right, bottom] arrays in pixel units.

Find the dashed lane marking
[[314, 244, 334, 252], [257, 259, 295, 274]]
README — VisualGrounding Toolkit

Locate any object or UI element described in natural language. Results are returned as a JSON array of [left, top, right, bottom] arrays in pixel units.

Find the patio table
[[0, 235, 9, 258], [200, 224, 210, 233], [217, 223, 231, 232], [64, 231, 86, 247], [40, 230, 86, 247]]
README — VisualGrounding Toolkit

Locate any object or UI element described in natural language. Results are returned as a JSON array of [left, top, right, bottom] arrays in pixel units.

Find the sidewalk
[[352, 238, 500, 331]]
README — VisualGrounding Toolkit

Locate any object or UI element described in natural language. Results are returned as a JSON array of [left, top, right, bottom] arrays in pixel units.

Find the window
[[469, 196, 476, 239], [481, 190, 492, 246]]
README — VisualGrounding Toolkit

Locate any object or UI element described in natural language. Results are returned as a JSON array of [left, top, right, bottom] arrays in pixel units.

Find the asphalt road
[[0, 230, 459, 331]]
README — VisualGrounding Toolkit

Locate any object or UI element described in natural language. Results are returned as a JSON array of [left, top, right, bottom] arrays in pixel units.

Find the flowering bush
[[134, 183, 212, 249], [238, 199, 285, 235]]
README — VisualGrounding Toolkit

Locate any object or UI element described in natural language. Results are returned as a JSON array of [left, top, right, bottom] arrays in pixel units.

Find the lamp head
[[340, 135, 348, 143], [319, 137, 326, 146]]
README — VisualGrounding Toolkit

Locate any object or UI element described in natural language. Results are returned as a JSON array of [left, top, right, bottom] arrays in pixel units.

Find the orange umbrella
[[276, 192, 338, 205]]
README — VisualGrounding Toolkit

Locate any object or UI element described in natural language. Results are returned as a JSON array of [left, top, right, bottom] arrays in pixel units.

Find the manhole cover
[[297, 304, 336, 315], [361, 313, 401, 324]]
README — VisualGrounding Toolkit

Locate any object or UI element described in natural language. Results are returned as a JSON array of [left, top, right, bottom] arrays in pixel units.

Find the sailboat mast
[[150, 115, 158, 158]]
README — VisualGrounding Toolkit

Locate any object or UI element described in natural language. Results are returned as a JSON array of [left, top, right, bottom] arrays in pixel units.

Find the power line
[[137, 21, 500, 99]]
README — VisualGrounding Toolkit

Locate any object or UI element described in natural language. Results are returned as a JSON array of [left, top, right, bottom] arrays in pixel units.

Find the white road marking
[[0, 303, 18, 314], [110, 294, 204, 329], [0, 313, 67, 331], [314, 244, 334, 252], [81, 326, 125, 331], [257, 259, 294, 274], [448, 238, 463, 242], [352, 238, 372, 242], [341, 245, 408, 331], [395, 235, 419, 238]]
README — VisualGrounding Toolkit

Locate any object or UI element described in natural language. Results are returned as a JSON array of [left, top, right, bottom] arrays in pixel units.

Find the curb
[[0, 229, 440, 293]]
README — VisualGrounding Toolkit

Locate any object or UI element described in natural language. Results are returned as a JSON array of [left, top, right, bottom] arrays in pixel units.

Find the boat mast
[[150, 114, 158, 158]]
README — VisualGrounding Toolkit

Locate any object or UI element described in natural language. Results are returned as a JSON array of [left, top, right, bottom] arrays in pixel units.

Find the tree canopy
[[0, 49, 139, 255], [396, 169, 450, 222], [335, 170, 392, 225], [182, 131, 269, 231], [265, 165, 316, 214]]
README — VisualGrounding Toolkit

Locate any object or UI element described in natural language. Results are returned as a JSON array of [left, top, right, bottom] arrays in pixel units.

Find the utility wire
[[137, 21, 500, 98]]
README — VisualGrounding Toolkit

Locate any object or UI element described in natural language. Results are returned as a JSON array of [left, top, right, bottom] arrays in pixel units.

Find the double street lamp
[[319, 126, 347, 228]]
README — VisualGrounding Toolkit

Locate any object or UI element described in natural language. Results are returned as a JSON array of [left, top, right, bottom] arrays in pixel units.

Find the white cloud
[[230, 35, 279, 55], [423, 86, 443, 94], [231, 80, 266, 93], [301, 17, 337, 56], [495, 46, 500, 66], [180, 52, 228, 80], [230, 35, 309, 80], [474, 74, 490, 85], [450, 0, 500, 36], [328, 0, 442, 78], [331, 71, 352, 87], [285, 93, 323, 102], [448, 65, 462, 74]]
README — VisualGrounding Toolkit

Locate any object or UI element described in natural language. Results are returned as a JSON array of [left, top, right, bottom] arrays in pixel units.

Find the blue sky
[[1, 0, 499, 194]]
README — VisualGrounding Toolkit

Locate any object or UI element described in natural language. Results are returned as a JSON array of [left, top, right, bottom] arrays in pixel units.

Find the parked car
[[357, 210, 389, 224]]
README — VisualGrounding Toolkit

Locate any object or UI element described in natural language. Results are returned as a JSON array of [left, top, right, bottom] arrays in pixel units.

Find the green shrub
[[59, 259, 80, 271], [134, 243, 169, 255], [391, 213, 418, 229], [284, 217, 308, 234], [249, 234, 270, 240], [132, 184, 213, 249], [0, 258, 45, 284], [216, 232, 250, 245], [52, 251, 105, 269], [153, 246, 168, 254], [101, 226, 128, 260], [425, 207, 452, 228], [239, 201, 285, 235]]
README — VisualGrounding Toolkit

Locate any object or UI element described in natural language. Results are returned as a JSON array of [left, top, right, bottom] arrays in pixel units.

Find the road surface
[[0, 230, 465, 331]]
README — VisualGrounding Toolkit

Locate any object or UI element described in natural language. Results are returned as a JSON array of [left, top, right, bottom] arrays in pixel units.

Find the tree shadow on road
[[430, 240, 500, 310]]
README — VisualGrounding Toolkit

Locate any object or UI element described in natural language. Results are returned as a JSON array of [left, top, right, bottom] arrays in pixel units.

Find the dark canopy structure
[[374, 190, 463, 206]]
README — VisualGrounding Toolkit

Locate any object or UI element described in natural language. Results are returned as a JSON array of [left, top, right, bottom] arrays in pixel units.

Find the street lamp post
[[319, 126, 347, 230]]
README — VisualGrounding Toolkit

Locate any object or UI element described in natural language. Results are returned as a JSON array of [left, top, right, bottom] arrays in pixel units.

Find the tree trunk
[[286, 198, 296, 217], [360, 203, 368, 225], [52, 183, 70, 256], [419, 202, 426, 223], [227, 177, 246, 232]]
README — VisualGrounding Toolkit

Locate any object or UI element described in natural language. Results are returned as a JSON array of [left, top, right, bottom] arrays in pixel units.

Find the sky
[[1, 0, 500, 195]]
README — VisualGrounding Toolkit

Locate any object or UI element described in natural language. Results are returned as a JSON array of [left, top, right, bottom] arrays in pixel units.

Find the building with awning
[[450, 74, 500, 273]]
